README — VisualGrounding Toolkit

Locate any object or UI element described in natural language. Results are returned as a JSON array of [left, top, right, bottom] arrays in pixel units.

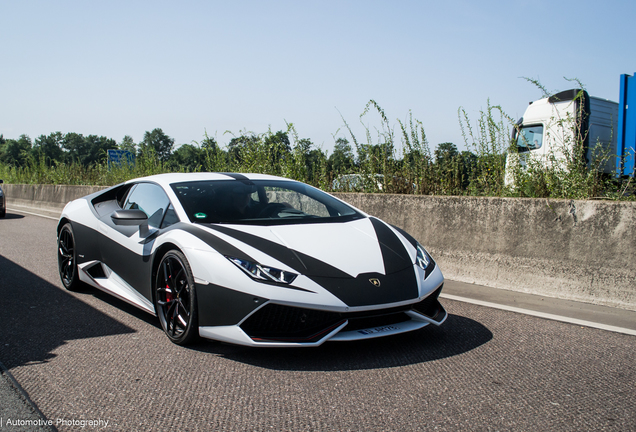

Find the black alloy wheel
[[58, 223, 82, 291], [155, 250, 199, 345]]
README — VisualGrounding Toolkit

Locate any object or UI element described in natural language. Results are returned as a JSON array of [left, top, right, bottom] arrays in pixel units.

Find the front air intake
[[241, 285, 445, 343]]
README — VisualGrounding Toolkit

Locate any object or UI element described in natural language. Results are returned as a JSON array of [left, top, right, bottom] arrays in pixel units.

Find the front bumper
[[199, 284, 446, 347]]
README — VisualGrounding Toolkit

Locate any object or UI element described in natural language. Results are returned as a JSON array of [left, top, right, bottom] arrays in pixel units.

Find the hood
[[204, 217, 415, 278]]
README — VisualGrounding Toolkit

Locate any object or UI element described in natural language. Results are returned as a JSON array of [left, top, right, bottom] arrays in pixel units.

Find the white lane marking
[[8, 207, 60, 221], [440, 293, 636, 336]]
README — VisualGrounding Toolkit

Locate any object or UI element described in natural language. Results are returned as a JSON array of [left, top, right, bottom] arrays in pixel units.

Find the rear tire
[[154, 250, 199, 345], [58, 223, 83, 291]]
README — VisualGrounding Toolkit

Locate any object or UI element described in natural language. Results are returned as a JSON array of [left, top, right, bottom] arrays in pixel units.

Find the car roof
[[128, 172, 291, 188]]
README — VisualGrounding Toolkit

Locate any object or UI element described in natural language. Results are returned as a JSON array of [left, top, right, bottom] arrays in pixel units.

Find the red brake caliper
[[165, 283, 173, 303]]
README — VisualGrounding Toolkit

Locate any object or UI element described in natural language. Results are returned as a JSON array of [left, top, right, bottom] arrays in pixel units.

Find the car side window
[[161, 204, 179, 228], [123, 183, 173, 228]]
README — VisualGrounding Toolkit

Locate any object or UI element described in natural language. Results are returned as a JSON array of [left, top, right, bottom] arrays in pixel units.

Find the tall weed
[[1, 92, 633, 201], [458, 100, 511, 196]]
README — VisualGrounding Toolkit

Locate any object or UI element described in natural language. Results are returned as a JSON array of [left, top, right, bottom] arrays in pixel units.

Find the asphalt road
[[0, 210, 635, 431]]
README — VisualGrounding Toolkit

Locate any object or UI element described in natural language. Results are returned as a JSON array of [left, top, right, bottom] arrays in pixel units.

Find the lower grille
[[240, 304, 344, 343], [412, 286, 445, 322], [240, 285, 444, 343]]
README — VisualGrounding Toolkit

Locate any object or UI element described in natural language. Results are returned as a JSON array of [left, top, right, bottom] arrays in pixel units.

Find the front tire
[[58, 223, 83, 291], [154, 250, 199, 345]]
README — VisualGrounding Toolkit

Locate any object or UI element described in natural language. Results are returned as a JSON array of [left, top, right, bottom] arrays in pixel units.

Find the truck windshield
[[516, 125, 544, 153]]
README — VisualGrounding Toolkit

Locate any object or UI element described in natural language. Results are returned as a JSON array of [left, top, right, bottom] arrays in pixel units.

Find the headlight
[[416, 243, 432, 270], [226, 256, 297, 284]]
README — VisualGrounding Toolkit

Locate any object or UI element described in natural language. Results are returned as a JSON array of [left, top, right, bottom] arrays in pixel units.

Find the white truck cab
[[507, 89, 618, 183]]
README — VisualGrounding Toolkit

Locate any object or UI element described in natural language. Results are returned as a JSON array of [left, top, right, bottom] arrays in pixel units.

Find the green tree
[[329, 137, 355, 174], [139, 128, 174, 162], [62, 133, 117, 166], [200, 134, 217, 152], [227, 133, 260, 165], [119, 135, 137, 154], [305, 147, 327, 185], [193, 132, 226, 172], [289, 137, 325, 184], [434, 142, 459, 166], [263, 130, 291, 166], [457, 150, 478, 191], [171, 144, 203, 172], [432, 142, 478, 194], [61, 132, 86, 163], [0, 134, 32, 167], [84, 135, 118, 165], [32, 132, 65, 164]]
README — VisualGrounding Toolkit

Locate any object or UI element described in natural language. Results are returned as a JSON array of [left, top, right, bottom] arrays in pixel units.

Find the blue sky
[[1, 0, 634, 154]]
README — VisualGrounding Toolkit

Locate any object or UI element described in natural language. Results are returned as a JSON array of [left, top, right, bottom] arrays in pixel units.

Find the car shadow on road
[[190, 313, 493, 371], [64, 287, 493, 372], [80, 289, 493, 372], [80, 287, 160, 328], [2, 213, 25, 220], [0, 256, 136, 369]]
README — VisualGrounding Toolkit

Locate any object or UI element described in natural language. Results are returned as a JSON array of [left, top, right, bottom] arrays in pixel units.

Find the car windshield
[[171, 179, 362, 225]]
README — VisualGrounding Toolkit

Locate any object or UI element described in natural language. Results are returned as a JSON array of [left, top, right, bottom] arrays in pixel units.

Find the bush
[[0, 94, 632, 201]]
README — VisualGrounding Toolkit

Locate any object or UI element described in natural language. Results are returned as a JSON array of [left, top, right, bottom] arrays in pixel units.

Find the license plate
[[358, 325, 399, 335]]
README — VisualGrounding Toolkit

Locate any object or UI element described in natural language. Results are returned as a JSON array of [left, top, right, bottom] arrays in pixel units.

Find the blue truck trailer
[[617, 73, 636, 177]]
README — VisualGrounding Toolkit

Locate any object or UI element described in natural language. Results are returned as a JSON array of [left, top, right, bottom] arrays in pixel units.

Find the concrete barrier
[[4, 184, 635, 310], [334, 193, 636, 311], [4, 184, 107, 212]]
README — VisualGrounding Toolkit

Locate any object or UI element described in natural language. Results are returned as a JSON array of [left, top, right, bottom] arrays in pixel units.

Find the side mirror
[[111, 209, 148, 226], [0, 179, 4, 184]]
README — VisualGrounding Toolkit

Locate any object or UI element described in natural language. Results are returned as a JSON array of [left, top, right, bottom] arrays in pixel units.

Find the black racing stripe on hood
[[310, 267, 417, 307], [390, 224, 418, 249], [202, 221, 419, 307], [369, 217, 414, 274], [204, 224, 350, 278], [173, 223, 256, 263], [173, 223, 314, 292], [219, 173, 253, 183]]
